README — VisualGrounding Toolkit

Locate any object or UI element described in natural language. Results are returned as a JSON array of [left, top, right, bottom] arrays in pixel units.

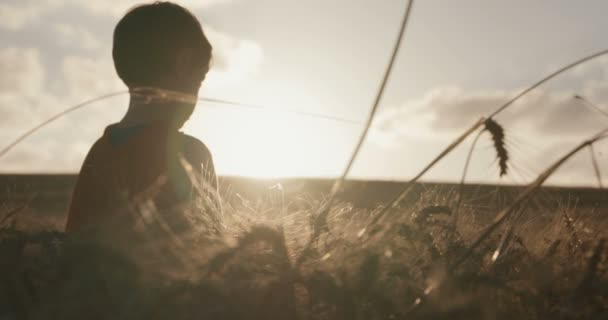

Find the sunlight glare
[[184, 97, 357, 178]]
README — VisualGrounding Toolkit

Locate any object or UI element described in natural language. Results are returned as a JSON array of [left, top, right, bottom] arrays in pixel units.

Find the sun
[[184, 104, 353, 179]]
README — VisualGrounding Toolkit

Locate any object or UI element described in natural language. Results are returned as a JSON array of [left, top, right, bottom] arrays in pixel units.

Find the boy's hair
[[113, 2, 212, 88]]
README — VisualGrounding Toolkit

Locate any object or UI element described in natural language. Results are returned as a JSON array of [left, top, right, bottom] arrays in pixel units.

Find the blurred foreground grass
[[1, 186, 607, 319]]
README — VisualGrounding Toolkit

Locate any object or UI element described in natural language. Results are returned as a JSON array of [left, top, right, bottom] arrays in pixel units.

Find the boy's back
[[65, 122, 217, 232]]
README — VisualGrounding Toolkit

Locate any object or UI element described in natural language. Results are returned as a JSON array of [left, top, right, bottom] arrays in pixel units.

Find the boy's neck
[[119, 97, 189, 129]]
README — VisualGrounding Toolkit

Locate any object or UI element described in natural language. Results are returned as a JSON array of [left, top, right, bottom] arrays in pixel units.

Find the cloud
[[0, 47, 45, 96], [0, 139, 91, 173], [204, 27, 264, 89], [0, 0, 232, 30], [52, 22, 102, 51], [0, 47, 128, 171], [76, 0, 233, 17], [0, 0, 261, 173], [0, 0, 61, 30], [365, 55, 608, 186], [0, 0, 263, 88], [370, 79, 608, 186], [0, 27, 264, 172], [0, 47, 46, 126], [60, 55, 123, 97], [376, 83, 608, 141], [375, 53, 608, 146]]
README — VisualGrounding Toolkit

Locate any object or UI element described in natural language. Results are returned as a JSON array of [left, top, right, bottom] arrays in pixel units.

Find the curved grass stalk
[[589, 144, 603, 188], [492, 225, 514, 262], [453, 128, 485, 218], [490, 112, 606, 262], [574, 95, 608, 119], [451, 128, 608, 270], [317, 0, 415, 212], [0, 91, 128, 158], [369, 117, 486, 227], [406, 127, 608, 314], [200, 96, 362, 125], [372, 48, 608, 226], [489, 49, 608, 119], [0, 88, 363, 160], [296, 0, 416, 267], [133, 86, 363, 125]]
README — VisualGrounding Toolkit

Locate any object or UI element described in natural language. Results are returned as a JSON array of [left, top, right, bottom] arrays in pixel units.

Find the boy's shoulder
[[84, 126, 213, 162], [179, 132, 213, 162]]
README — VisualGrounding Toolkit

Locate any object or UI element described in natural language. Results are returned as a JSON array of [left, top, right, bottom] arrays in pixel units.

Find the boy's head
[[113, 2, 212, 95]]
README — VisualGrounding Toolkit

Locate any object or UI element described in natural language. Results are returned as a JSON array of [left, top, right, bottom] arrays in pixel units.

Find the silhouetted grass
[[1, 185, 607, 320]]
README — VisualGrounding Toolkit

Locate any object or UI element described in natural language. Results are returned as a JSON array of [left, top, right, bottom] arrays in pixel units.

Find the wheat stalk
[[488, 98, 608, 262], [405, 128, 608, 315], [563, 211, 584, 253], [371, 49, 608, 229], [296, 0, 416, 267], [451, 127, 608, 270], [369, 117, 487, 228], [454, 119, 508, 219], [484, 119, 509, 176]]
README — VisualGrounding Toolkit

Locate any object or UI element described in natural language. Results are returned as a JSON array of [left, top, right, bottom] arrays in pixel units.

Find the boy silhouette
[[65, 2, 219, 233]]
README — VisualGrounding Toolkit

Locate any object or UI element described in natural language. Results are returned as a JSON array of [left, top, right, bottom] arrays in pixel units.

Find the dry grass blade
[[0, 194, 36, 227], [451, 128, 608, 270], [577, 238, 606, 292], [574, 95, 608, 119], [369, 117, 487, 228], [588, 144, 603, 188], [489, 49, 608, 118], [484, 119, 509, 177], [543, 239, 562, 259], [0, 204, 28, 227], [375, 49, 608, 229], [201, 96, 362, 126], [460, 129, 485, 188], [456, 118, 508, 219], [404, 128, 608, 315], [315, 0, 415, 216], [490, 205, 527, 263], [297, 0, 416, 267], [563, 212, 584, 253], [0, 91, 127, 159], [453, 129, 485, 221], [0, 88, 362, 161], [134, 86, 363, 125], [388, 116, 484, 207], [491, 226, 514, 263]]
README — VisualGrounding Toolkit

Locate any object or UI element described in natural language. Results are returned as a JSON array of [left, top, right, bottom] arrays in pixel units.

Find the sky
[[2, 0, 608, 186]]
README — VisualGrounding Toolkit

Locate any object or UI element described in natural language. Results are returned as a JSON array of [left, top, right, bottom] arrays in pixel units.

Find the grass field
[[4, 1, 608, 318], [1, 174, 607, 319]]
